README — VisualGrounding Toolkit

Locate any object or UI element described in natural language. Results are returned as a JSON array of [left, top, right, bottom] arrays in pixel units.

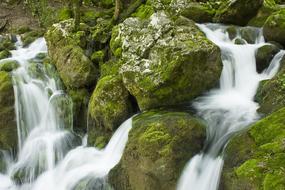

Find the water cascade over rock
[[0, 38, 134, 190], [177, 24, 285, 190]]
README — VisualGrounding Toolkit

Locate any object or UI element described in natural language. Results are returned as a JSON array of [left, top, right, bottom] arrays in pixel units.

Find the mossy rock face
[[264, 10, 285, 46], [88, 75, 133, 147], [255, 57, 285, 114], [109, 111, 206, 190], [255, 44, 280, 73], [147, 0, 219, 23], [0, 60, 20, 72], [214, 0, 263, 25], [0, 50, 11, 60], [110, 12, 222, 110], [45, 19, 98, 89], [20, 30, 45, 47], [0, 35, 15, 51], [0, 71, 17, 151], [248, 0, 282, 27], [221, 107, 285, 190]]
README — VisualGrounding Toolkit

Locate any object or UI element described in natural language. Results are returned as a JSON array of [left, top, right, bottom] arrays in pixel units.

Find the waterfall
[[177, 24, 285, 190], [0, 38, 133, 190]]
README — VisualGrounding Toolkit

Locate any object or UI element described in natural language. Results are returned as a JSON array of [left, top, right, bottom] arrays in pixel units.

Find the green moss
[[264, 9, 285, 45], [223, 107, 285, 190], [109, 111, 206, 190], [87, 75, 133, 146], [0, 37, 15, 51], [21, 30, 45, 47], [0, 71, 17, 150], [0, 50, 11, 60], [58, 7, 73, 21], [91, 50, 105, 63], [132, 4, 154, 19], [0, 60, 19, 72]]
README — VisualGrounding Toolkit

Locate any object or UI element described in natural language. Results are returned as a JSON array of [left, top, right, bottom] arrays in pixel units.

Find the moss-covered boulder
[[255, 57, 285, 114], [0, 60, 20, 72], [45, 19, 98, 89], [109, 111, 206, 190], [88, 75, 133, 147], [255, 44, 280, 73], [0, 50, 11, 60], [20, 30, 45, 47], [110, 12, 222, 110], [0, 35, 15, 51], [214, 0, 263, 25], [248, 0, 282, 27], [263, 10, 285, 46], [221, 107, 285, 190], [0, 71, 17, 150]]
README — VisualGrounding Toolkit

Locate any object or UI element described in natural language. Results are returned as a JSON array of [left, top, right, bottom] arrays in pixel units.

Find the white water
[[177, 24, 285, 190], [0, 38, 133, 190]]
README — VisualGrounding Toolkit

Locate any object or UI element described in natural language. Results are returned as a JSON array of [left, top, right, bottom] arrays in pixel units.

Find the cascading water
[[177, 24, 285, 190], [0, 38, 133, 190]]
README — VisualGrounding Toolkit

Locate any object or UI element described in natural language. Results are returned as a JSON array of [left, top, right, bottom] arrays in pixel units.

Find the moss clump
[[132, 4, 154, 19], [109, 111, 206, 190], [58, 7, 73, 21], [88, 75, 133, 146], [222, 107, 285, 190], [91, 50, 105, 63]]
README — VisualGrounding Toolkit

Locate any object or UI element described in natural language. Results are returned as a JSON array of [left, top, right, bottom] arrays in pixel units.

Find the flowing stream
[[0, 24, 284, 190], [177, 24, 285, 190], [0, 38, 133, 190]]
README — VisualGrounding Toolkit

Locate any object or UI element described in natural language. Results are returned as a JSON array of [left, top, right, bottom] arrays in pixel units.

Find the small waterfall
[[177, 24, 285, 190], [0, 38, 133, 190]]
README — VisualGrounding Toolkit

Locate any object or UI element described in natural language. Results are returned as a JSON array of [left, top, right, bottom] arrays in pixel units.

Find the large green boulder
[[255, 57, 285, 114], [45, 19, 98, 89], [109, 111, 206, 190], [0, 71, 17, 150], [88, 75, 133, 147], [221, 107, 285, 190], [214, 0, 263, 25], [263, 10, 285, 46], [110, 12, 222, 110]]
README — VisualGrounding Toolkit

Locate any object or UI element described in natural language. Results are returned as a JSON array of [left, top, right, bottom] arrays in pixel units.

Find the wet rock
[[110, 12, 222, 110], [109, 111, 206, 190], [263, 10, 285, 46], [255, 57, 285, 114], [214, 0, 263, 25], [0, 71, 17, 151], [221, 107, 285, 190], [255, 44, 280, 73], [0, 60, 19, 72], [88, 75, 133, 147], [0, 49, 11, 60], [45, 19, 98, 89]]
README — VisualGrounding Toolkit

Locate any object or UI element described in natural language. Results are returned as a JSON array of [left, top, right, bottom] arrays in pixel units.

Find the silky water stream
[[177, 24, 285, 190], [0, 38, 133, 190], [0, 23, 284, 190]]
